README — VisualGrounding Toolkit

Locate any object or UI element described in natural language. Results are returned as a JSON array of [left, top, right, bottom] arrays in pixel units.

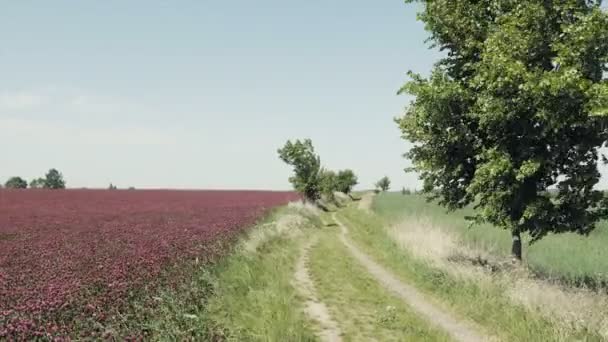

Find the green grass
[[372, 192, 608, 287], [308, 229, 452, 342], [338, 206, 603, 341], [120, 206, 319, 341]]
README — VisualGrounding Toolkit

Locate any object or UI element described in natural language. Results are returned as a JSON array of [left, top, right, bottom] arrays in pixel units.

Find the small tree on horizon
[[5, 177, 27, 189], [278, 139, 322, 202], [320, 169, 339, 202], [29, 178, 46, 189], [336, 169, 358, 194], [375, 176, 391, 192], [44, 169, 66, 189]]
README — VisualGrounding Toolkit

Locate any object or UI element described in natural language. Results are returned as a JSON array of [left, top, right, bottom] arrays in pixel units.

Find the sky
[[1, 0, 442, 190], [2, 2, 604, 191]]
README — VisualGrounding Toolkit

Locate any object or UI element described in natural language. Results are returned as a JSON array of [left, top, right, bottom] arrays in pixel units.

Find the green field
[[372, 192, 608, 287]]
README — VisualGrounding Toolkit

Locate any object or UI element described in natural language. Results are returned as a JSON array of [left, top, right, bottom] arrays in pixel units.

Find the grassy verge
[[120, 205, 320, 341], [372, 193, 608, 287], [338, 206, 603, 341], [308, 228, 452, 342]]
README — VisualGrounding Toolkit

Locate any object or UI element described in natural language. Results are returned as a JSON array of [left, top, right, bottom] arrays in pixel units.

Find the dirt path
[[357, 192, 374, 211], [293, 238, 343, 342], [333, 213, 488, 342]]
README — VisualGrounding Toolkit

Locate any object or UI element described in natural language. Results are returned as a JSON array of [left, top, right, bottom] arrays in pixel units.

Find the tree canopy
[[5, 177, 27, 189], [29, 178, 46, 189], [44, 169, 66, 189], [336, 169, 358, 194], [278, 139, 322, 202], [320, 169, 339, 201], [375, 176, 391, 192], [398, 0, 608, 259]]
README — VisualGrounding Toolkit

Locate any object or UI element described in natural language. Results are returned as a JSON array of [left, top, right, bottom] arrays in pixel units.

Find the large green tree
[[278, 139, 322, 202], [398, 0, 608, 260]]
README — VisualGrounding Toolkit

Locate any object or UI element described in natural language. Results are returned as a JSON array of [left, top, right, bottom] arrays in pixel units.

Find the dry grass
[[388, 218, 608, 339], [357, 193, 375, 211]]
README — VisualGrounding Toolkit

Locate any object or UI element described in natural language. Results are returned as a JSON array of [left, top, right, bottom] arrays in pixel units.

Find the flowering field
[[0, 189, 298, 340]]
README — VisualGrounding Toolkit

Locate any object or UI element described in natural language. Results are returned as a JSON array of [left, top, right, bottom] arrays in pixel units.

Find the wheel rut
[[293, 238, 343, 342], [333, 213, 489, 342]]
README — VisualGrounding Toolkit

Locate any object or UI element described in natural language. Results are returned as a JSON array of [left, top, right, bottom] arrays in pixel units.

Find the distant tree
[[336, 169, 358, 194], [320, 169, 339, 201], [375, 176, 391, 192], [44, 168, 66, 189], [5, 177, 27, 189], [128, 186, 136, 190], [401, 187, 411, 195], [29, 178, 46, 189], [398, 0, 608, 261], [108, 183, 118, 190], [278, 139, 322, 202]]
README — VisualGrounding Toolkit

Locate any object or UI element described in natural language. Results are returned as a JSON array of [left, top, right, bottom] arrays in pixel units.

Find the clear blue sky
[[4, 1, 603, 190]]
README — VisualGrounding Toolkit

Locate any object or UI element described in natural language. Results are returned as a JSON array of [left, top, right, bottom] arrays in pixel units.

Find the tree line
[[278, 139, 358, 206], [278, 139, 396, 207], [3, 169, 66, 189]]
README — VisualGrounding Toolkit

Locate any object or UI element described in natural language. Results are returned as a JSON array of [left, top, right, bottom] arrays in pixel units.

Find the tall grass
[[338, 207, 604, 341], [308, 229, 452, 342], [124, 205, 319, 341], [372, 193, 608, 287]]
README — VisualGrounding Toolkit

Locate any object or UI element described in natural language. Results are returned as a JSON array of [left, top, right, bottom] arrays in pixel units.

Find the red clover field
[[0, 189, 298, 340]]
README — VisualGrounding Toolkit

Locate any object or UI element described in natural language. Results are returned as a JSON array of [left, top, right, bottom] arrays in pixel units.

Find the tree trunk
[[511, 230, 522, 261]]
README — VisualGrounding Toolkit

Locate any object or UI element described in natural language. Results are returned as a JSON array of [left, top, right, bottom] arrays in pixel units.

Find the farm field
[[3, 190, 608, 341], [0, 189, 298, 340], [372, 192, 608, 287]]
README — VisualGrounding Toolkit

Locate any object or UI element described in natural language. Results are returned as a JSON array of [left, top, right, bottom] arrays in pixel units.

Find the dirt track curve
[[333, 213, 488, 342]]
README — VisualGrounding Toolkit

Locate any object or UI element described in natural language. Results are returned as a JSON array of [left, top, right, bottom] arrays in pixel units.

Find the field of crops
[[372, 193, 608, 287], [0, 189, 298, 339]]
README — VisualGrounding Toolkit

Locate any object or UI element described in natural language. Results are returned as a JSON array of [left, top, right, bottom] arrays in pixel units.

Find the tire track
[[333, 213, 489, 342], [293, 238, 343, 342]]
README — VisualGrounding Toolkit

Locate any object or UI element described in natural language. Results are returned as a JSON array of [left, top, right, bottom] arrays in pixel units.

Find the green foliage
[[277, 139, 322, 201], [319, 169, 339, 201], [401, 187, 411, 195], [5, 177, 27, 189], [108, 183, 118, 190], [375, 176, 391, 192], [44, 168, 66, 189], [336, 169, 358, 194], [398, 1, 608, 247], [29, 178, 46, 189]]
